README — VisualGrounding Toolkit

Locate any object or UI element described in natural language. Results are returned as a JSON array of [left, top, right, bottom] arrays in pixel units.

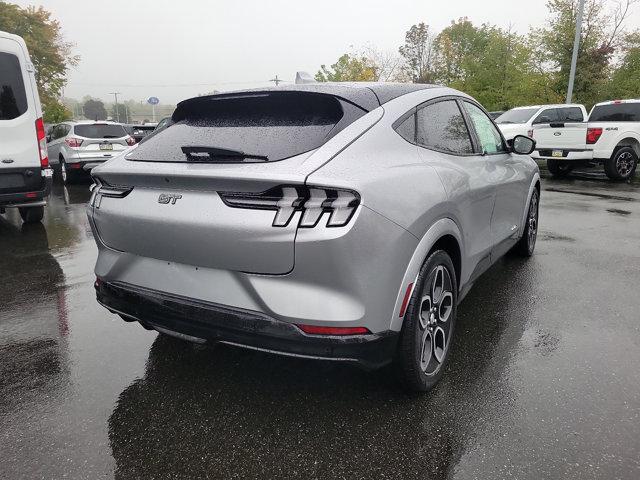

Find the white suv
[[47, 121, 135, 183], [495, 104, 588, 140], [0, 30, 52, 223], [532, 99, 640, 180]]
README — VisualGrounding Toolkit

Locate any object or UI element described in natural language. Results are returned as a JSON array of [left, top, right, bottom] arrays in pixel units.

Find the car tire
[[19, 205, 44, 224], [60, 158, 75, 185], [547, 159, 573, 177], [604, 147, 638, 181], [394, 250, 457, 393], [515, 188, 539, 257]]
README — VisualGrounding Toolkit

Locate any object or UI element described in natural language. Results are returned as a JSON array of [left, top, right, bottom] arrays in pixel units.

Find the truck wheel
[[19, 206, 44, 224], [547, 159, 573, 177], [604, 147, 638, 180]]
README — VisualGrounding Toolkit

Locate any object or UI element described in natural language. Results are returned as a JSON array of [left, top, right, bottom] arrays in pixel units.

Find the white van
[[0, 30, 52, 223]]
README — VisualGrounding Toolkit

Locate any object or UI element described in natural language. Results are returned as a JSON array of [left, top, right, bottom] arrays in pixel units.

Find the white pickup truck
[[531, 99, 640, 180]]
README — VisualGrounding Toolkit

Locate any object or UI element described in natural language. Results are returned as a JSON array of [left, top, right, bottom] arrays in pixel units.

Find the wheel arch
[[614, 137, 640, 158], [389, 217, 464, 332]]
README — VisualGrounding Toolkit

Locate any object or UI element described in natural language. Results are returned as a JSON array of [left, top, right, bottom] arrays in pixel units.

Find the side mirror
[[512, 135, 536, 155]]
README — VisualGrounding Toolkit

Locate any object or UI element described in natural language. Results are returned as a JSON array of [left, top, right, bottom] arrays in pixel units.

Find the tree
[[530, 0, 637, 107], [43, 100, 72, 123], [83, 99, 107, 121], [111, 103, 131, 124], [0, 2, 79, 113], [399, 23, 436, 83], [315, 53, 377, 82], [609, 31, 640, 98]]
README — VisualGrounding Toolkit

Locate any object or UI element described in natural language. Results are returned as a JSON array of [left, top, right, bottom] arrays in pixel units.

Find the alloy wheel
[[418, 265, 454, 376], [616, 151, 635, 178], [527, 191, 539, 251]]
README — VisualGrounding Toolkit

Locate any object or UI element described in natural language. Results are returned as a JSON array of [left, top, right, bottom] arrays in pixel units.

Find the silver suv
[[47, 121, 134, 183], [88, 84, 540, 392]]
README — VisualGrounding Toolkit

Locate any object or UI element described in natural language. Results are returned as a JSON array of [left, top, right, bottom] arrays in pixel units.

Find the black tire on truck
[[19, 205, 44, 224], [547, 159, 573, 177], [604, 146, 638, 180]]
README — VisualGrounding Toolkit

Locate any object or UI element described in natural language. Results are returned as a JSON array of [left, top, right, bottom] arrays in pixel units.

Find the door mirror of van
[[512, 135, 536, 155]]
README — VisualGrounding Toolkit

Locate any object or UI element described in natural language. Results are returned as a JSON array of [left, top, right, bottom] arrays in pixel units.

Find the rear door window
[[589, 103, 640, 122], [74, 124, 128, 138], [532, 108, 559, 124], [416, 100, 473, 154], [557, 107, 584, 122], [0, 52, 28, 120], [129, 92, 366, 163]]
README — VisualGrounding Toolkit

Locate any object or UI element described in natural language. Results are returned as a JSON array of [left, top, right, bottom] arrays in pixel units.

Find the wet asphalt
[[1, 168, 639, 480]]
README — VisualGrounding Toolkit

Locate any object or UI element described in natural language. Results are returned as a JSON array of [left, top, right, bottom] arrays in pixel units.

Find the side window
[[51, 125, 62, 140], [558, 107, 584, 122], [0, 52, 28, 120], [533, 109, 559, 124], [394, 112, 415, 143], [416, 100, 473, 154], [463, 102, 507, 154]]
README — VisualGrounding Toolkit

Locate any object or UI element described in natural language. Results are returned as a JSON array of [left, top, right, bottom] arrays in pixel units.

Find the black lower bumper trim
[[0, 174, 52, 206], [96, 281, 398, 369]]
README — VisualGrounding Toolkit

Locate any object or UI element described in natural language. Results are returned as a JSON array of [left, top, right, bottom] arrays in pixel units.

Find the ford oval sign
[[147, 97, 159, 105]]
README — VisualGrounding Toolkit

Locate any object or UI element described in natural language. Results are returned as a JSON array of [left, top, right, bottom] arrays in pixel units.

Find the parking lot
[[1, 169, 639, 479]]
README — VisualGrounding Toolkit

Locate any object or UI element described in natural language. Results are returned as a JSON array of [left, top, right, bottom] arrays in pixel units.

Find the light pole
[[109, 92, 122, 122], [566, 0, 585, 104]]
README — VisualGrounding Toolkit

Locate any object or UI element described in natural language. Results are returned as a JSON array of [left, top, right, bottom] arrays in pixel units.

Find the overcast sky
[[12, 0, 640, 104]]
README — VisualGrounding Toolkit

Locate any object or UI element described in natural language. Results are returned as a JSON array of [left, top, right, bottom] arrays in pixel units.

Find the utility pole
[[109, 92, 122, 122], [566, 0, 585, 104], [269, 75, 282, 86]]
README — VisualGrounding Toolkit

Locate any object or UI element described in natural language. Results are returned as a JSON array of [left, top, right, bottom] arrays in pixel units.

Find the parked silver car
[[88, 84, 540, 392], [47, 121, 135, 183]]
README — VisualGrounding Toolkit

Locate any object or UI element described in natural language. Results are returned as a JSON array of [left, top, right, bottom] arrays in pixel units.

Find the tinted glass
[[495, 108, 538, 124], [74, 124, 128, 138], [416, 100, 473, 154], [557, 107, 584, 122], [130, 92, 361, 163], [533, 108, 559, 124], [590, 103, 640, 122], [464, 102, 507, 154], [395, 113, 415, 143], [0, 52, 28, 121]]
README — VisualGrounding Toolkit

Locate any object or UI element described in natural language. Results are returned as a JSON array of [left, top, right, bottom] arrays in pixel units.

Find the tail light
[[35, 117, 48, 168], [586, 128, 603, 144], [89, 177, 133, 208], [125, 136, 136, 146], [65, 137, 84, 148], [527, 129, 534, 138], [220, 185, 360, 228]]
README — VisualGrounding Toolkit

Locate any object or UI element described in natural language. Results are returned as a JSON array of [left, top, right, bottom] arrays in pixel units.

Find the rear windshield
[[0, 52, 28, 121], [589, 103, 640, 122], [495, 108, 538, 124], [74, 124, 127, 138], [128, 92, 365, 163]]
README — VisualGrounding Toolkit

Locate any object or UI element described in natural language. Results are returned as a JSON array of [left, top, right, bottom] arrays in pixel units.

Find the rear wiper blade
[[181, 146, 269, 163]]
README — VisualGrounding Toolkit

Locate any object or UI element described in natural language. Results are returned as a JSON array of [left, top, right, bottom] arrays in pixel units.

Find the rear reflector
[[25, 192, 37, 198], [399, 282, 414, 318], [70, 163, 82, 169], [296, 325, 370, 336]]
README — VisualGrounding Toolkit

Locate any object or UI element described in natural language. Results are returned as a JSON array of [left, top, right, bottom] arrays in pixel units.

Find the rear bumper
[[0, 169, 52, 208], [533, 149, 593, 161], [96, 280, 399, 369], [66, 159, 109, 171]]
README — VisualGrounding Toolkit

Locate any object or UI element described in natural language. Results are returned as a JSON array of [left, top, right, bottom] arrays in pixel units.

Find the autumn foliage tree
[[0, 1, 78, 122]]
